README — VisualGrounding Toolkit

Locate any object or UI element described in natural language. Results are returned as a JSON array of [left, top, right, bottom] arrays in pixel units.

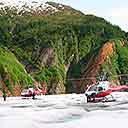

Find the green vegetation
[[0, 47, 33, 91], [100, 40, 128, 84], [0, 6, 128, 94], [35, 66, 64, 84]]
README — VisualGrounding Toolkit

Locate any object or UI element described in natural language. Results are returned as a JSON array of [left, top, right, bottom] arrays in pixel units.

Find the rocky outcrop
[[77, 42, 113, 93], [47, 81, 65, 94], [0, 79, 22, 96], [28, 47, 65, 95], [31, 48, 56, 70]]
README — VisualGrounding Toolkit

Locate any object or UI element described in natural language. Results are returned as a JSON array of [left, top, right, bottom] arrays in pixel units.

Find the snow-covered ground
[[0, 0, 64, 14], [1, 93, 128, 128]]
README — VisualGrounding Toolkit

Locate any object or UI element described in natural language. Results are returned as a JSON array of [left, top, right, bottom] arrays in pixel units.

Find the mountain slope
[[0, 47, 33, 96], [0, 1, 128, 95]]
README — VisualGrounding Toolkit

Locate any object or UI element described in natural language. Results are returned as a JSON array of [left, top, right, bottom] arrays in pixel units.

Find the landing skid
[[102, 95, 116, 102], [87, 95, 116, 103]]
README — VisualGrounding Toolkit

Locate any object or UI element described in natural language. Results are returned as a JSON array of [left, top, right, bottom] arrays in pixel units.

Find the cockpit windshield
[[88, 81, 110, 91], [88, 85, 97, 91]]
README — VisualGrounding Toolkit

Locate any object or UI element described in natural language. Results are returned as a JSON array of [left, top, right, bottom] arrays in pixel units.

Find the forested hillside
[[0, 2, 128, 95]]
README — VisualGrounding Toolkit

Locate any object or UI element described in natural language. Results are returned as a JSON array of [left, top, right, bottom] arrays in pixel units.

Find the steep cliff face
[[26, 48, 56, 73], [29, 47, 65, 94], [70, 40, 128, 93], [77, 42, 113, 93]]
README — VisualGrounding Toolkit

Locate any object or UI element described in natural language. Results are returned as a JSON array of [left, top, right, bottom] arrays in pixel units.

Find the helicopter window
[[88, 85, 97, 91], [97, 87, 104, 91]]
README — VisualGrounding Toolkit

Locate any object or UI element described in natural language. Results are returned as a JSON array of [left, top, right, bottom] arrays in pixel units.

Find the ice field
[[0, 93, 128, 128]]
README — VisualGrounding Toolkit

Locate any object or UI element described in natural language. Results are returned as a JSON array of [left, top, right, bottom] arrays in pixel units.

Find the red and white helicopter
[[21, 87, 47, 97], [85, 80, 128, 102]]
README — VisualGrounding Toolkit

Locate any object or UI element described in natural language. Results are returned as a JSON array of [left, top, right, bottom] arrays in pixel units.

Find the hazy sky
[[51, 0, 128, 32]]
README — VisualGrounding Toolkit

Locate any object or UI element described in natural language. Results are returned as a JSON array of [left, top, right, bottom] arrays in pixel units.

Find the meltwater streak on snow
[[1, 93, 128, 128]]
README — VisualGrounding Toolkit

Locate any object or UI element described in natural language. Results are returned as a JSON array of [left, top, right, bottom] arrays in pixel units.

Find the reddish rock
[[77, 42, 113, 93]]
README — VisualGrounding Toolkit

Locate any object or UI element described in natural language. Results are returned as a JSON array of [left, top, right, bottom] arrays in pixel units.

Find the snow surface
[[0, 0, 64, 13], [0, 0, 49, 7], [1, 93, 128, 128]]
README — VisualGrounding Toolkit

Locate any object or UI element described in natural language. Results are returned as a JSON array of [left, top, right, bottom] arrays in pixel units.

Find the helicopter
[[21, 87, 47, 98], [84, 74, 128, 103], [68, 73, 128, 102]]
